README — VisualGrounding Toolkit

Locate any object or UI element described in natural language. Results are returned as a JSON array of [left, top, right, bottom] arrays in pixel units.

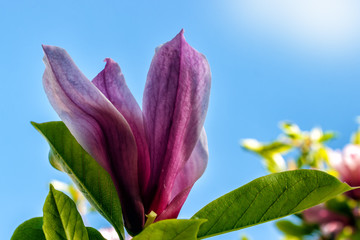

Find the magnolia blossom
[[330, 144, 360, 199], [42, 30, 211, 235], [303, 204, 350, 237]]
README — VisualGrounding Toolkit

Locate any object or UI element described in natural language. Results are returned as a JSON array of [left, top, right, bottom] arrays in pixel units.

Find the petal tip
[[41, 44, 55, 52], [104, 57, 116, 65], [175, 29, 185, 42], [41, 44, 50, 53], [41, 45, 67, 59]]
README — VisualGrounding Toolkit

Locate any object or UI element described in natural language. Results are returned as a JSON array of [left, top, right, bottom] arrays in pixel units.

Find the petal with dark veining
[[42, 45, 144, 234], [143, 30, 211, 214], [92, 59, 150, 199], [156, 129, 208, 221]]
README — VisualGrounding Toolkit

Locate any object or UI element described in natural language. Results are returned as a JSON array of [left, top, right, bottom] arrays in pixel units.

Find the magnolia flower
[[330, 144, 360, 199], [42, 30, 211, 235], [303, 204, 350, 237]]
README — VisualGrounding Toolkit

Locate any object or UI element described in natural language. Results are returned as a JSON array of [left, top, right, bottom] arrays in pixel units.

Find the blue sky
[[2, 1, 360, 239]]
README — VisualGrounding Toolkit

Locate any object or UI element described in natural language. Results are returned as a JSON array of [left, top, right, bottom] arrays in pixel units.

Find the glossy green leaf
[[43, 185, 88, 240], [32, 121, 124, 240], [192, 170, 352, 239], [86, 227, 106, 240], [11, 217, 45, 240], [132, 219, 207, 240]]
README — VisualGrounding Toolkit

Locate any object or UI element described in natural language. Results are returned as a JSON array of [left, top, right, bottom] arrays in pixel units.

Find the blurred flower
[[42, 30, 211, 235], [330, 144, 360, 199], [303, 205, 350, 237]]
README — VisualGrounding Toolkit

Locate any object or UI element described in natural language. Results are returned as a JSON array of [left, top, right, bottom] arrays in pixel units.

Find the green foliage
[[23, 121, 352, 240], [241, 121, 360, 240], [242, 139, 290, 173], [32, 121, 124, 240], [86, 227, 106, 240], [276, 220, 314, 237], [43, 185, 89, 240], [133, 219, 206, 240], [11, 196, 108, 240], [192, 170, 351, 239], [242, 122, 336, 172], [11, 217, 45, 240]]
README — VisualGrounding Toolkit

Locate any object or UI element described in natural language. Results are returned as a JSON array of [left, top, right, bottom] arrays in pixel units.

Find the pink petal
[[42, 45, 144, 234], [92, 59, 150, 199], [156, 129, 208, 221], [331, 145, 360, 200], [303, 204, 349, 225], [342, 145, 360, 183], [143, 30, 211, 214], [320, 222, 345, 236], [156, 188, 192, 221]]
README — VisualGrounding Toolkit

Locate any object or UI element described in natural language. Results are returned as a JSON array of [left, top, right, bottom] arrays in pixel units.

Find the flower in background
[[303, 204, 350, 238], [330, 144, 360, 200], [42, 30, 211, 235]]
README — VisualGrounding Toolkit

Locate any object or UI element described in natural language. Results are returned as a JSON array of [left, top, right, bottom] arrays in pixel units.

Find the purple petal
[[92, 59, 150, 199], [170, 129, 208, 200], [42, 45, 144, 234], [156, 188, 192, 221], [156, 129, 208, 221], [143, 30, 211, 214]]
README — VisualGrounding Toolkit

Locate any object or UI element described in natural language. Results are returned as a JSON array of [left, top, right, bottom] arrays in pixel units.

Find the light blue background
[[2, 1, 360, 239]]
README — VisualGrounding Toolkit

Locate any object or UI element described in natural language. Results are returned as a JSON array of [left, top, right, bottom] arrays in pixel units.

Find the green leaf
[[242, 140, 289, 173], [32, 121, 124, 240], [242, 140, 292, 155], [192, 170, 352, 239], [259, 142, 292, 155], [319, 131, 336, 142], [132, 219, 207, 240], [86, 227, 106, 240], [43, 185, 89, 240], [276, 220, 314, 236], [11, 217, 45, 240]]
